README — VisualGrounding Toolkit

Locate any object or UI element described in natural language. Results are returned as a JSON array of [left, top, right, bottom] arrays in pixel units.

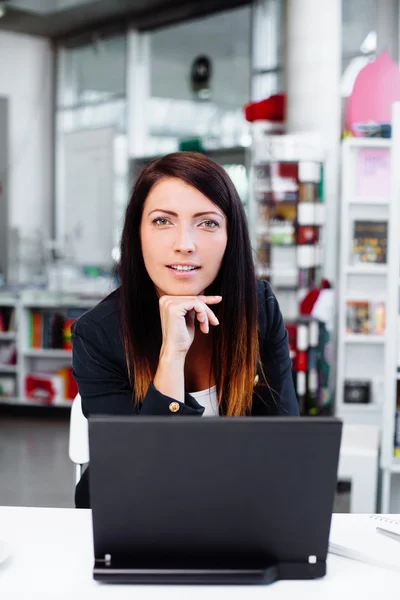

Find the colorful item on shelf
[[394, 410, 400, 458], [297, 226, 319, 245], [345, 51, 400, 137], [0, 377, 16, 399], [63, 318, 75, 350], [355, 147, 391, 199], [25, 373, 64, 406], [57, 366, 78, 401], [343, 380, 371, 404], [0, 307, 15, 332], [299, 279, 331, 316], [0, 342, 17, 366], [285, 316, 330, 416], [395, 381, 400, 457], [254, 162, 299, 204], [298, 182, 318, 203], [352, 220, 387, 264], [345, 300, 386, 335], [28, 308, 87, 350], [346, 301, 370, 334]]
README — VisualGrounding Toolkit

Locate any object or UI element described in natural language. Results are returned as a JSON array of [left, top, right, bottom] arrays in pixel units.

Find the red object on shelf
[[25, 373, 62, 405], [299, 279, 331, 316], [243, 93, 286, 123], [296, 351, 308, 373], [285, 323, 298, 363], [297, 226, 319, 245]]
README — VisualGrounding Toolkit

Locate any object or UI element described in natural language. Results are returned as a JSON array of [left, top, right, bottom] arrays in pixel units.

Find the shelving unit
[[249, 131, 330, 415], [0, 290, 102, 409], [0, 293, 18, 403], [336, 134, 392, 427], [336, 103, 400, 512]]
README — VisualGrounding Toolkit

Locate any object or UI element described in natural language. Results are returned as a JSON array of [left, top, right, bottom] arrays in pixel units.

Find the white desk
[[1, 507, 400, 600]]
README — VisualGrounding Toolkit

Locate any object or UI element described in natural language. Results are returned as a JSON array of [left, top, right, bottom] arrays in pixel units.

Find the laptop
[[88, 416, 342, 585]]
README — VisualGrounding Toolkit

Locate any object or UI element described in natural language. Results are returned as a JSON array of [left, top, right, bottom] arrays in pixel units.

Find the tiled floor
[[0, 414, 350, 511], [0, 413, 75, 508]]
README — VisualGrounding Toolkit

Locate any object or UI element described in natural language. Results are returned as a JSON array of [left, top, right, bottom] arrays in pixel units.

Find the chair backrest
[[68, 394, 90, 467]]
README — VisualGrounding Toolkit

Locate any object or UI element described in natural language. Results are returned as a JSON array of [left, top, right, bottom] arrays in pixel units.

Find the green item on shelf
[[178, 139, 204, 153], [318, 165, 324, 201]]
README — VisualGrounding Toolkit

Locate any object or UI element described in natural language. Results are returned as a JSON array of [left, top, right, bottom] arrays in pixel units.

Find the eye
[[153, 217, 170, 226], [201, 220, 219, 229]]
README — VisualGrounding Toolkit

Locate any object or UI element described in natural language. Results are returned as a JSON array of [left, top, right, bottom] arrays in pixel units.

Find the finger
[[204, 305, 219, 326], [197, 295, 222, 305], [194, 302, 209, 334], [194, 302, 219, 332]]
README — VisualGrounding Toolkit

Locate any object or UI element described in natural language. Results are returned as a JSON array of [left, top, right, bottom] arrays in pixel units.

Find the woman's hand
[[159, 295, 222, 357]]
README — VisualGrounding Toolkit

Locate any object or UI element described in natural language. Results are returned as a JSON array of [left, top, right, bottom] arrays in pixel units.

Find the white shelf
[[388, 462, 400, 474], [349, 197, 389, 206], [339, 403, 382, 413], [21, 397, 73, 408], [345, 138, 391, 148], [345, 265, 388, 275], [0, 331, 16, 340], [344, 334, 386, 344], [0, 396, 19, 405], [0, 364, 17, 373], [23, 349, 72, 358], [0, 295, 18, 306]]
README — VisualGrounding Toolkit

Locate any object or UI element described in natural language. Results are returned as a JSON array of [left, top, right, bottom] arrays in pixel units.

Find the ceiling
[[0, 0, 250, 41]]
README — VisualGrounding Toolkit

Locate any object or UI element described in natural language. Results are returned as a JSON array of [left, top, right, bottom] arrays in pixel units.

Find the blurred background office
[[0, 0, 398, 513]]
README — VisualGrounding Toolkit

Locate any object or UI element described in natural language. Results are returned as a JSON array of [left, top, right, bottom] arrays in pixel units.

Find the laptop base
[[94, 558, 326, 585]]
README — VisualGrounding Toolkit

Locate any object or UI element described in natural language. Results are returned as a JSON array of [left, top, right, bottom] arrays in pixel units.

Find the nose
[[174, 224, 196, 254]]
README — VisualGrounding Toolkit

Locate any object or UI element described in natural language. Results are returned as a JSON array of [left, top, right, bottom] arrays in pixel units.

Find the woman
[[72, 152, 299, 508]]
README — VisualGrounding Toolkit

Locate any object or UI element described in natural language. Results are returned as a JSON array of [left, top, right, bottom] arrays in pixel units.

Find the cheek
[[140, 226, 154, 264], [204, 233, 227, 265]]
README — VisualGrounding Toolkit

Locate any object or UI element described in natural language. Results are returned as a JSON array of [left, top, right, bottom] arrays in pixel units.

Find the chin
[[157, 278, 207, 297], [169, 283, 205, 296]]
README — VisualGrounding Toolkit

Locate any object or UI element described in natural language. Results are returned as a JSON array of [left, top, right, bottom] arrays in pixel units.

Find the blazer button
[[169, 402, 180, 413], [254, 374, 259, 385]]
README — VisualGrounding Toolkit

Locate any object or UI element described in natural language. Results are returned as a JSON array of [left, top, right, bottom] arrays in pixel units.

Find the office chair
[[68, 394, 90, 485]]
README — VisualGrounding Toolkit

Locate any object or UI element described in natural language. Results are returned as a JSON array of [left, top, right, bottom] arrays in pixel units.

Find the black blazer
[[71, 279, 299, 508]]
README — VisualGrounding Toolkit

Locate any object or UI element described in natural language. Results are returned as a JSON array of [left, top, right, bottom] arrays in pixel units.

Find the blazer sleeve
[[261, 281, 300, 416], [72, 313, 204, 509], [71, 314, 204, 418]]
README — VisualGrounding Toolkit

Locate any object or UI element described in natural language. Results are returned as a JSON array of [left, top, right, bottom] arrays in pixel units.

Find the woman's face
[[140, 177, 228, 297]]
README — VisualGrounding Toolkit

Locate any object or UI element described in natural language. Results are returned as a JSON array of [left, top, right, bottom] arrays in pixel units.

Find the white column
[[285, 0, 342, 282], [376, 0, 399, 61], [126, 29, 151, 158]]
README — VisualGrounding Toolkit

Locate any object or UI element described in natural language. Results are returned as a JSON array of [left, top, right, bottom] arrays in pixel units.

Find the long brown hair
[[119, 152, 260, 416]]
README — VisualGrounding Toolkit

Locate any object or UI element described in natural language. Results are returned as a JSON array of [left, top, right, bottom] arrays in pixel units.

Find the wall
[[0, 31, 53, 242]]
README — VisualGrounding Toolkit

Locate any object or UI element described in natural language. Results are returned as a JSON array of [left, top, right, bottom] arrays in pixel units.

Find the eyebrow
[[148, 209, 224, 218]]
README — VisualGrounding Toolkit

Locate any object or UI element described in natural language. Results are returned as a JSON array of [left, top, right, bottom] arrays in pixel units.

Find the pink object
[[345, 51, 400, 135], [356, 147, 391, 198]]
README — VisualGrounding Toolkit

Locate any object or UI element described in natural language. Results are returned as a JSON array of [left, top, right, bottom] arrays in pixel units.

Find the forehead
[[144, 177, 221, 213]]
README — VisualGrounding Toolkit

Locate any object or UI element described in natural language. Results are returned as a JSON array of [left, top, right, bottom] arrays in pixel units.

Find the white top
[[190, 386, 219, 416], [1, 508, 400, 599]]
